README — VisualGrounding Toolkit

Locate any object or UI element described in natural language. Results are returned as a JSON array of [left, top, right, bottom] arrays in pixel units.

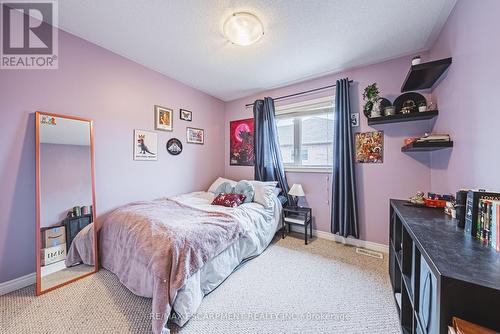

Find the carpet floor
[[0, 235, 400, 334]]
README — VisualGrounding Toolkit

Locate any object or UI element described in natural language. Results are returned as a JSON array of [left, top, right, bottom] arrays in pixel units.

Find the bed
[[69, 187, 282, 334]]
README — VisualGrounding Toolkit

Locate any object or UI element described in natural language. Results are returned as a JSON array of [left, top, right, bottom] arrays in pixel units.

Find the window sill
[[284, 167, 332, 174]]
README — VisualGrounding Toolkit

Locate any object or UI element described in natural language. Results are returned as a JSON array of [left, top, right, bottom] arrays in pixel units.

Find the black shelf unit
[[368, 110, 438, 126], [401, 141, 453, 152], [401, 58, 452, 92], [389, 200, 500, 334]]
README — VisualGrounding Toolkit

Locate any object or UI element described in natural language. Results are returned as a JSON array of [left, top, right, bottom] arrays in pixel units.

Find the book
[[465, 191, 500, 237], [492, 201, 497, 250]]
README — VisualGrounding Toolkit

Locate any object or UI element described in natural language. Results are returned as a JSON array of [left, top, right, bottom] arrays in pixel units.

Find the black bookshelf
[[368, 110, 438, 126], [401, 58, 452, 92], [401, 141, 453, 152], [389, 200, 500, 334]]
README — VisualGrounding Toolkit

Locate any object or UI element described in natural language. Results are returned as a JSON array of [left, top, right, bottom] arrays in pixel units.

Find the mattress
[[169, 191, 282, 328]]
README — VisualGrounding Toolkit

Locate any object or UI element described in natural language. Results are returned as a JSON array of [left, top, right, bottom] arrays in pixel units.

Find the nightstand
[[282, 206, 313, 244]]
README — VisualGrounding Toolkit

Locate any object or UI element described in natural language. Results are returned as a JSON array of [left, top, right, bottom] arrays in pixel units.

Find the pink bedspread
[[100, 198, 244, 334]]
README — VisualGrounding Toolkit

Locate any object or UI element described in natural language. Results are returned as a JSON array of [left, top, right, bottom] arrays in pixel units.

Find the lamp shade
[[288, 184, 305, 197]]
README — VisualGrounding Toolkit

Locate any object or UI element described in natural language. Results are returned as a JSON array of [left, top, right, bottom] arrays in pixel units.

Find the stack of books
[[416, 133, 451, 142], [477, 199, 500, 251]]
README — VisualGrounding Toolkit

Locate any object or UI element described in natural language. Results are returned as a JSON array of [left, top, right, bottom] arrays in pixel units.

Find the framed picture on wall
[[134, 129, 158, 160], [155, 105, 173, 131], [186, 127, 204, 144], [355, 131, 384, 163], [229, 118, 255, 166], [180, 109, 192, 121]]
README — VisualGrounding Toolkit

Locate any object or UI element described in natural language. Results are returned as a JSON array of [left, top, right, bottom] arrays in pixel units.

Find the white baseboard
[[288, 226, 389, 254], [0, 272, 36, 296]]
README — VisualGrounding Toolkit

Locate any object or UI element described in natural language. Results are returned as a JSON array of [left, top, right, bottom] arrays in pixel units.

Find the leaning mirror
[[36, 112, 98, 295]]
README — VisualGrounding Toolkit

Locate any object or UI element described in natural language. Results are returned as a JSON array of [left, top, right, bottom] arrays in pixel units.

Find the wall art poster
[[355, 131, 383, 163], [230, 118, 255, 166], [134, 129, 158, 160]]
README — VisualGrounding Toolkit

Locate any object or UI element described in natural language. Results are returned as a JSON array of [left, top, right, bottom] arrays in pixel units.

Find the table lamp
[[288, 184, 305, 207]]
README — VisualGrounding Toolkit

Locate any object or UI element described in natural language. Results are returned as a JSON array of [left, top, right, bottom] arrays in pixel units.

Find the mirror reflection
[[37, 113, 97, 293]]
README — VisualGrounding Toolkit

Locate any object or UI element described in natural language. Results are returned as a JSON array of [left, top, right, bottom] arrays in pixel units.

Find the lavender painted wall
[[428, 0, 500, 193], [0, 29, 225, 283], [40, 144, 92, 227], [224, 55, 433, 245]]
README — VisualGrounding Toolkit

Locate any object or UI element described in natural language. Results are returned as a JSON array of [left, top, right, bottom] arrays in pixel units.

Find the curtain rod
[[244, 80, 353, 107]]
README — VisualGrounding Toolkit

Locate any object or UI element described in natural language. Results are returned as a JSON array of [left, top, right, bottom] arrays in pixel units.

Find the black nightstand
[[282, 206, 313, 244]]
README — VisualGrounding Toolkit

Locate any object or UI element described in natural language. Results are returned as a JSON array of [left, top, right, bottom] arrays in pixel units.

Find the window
[[276, 96, 334, 170]]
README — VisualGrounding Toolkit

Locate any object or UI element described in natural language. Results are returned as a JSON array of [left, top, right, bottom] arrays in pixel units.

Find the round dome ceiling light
[[223, 12, 264, 46]]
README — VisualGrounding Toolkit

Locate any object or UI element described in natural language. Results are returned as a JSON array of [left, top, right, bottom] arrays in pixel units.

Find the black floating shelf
[[401, 141, 453, 152], [368, 110, 438, 125], [401, 57, 452, 92]]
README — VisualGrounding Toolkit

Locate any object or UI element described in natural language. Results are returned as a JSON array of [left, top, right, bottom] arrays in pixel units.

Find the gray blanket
[[99, 198, 244, 333]]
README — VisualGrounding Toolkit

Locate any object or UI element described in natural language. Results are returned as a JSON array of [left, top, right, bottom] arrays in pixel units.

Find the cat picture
[[134, 130, 158, 161]]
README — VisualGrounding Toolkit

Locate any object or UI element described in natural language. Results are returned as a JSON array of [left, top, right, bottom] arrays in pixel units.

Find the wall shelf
[[401, 141, 453, 152], [401, 57, 452, 92], [368, 110, 438, 125]]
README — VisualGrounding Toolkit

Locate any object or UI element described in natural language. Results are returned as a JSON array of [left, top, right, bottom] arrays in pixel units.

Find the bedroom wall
[[224, 55, 433, 245], [428, 0, 500, 193], [39, 144, 93, 227], [0, 29, 225, 283]]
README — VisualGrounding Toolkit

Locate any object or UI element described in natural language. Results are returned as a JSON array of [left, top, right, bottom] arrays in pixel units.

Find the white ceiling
[[57, 0, 456, 101]]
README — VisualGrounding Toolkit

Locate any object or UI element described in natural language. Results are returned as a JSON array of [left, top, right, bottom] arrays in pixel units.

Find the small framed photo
[[155, 105, 173, 131], [180, 109, 192, 121], [134, 129, 158, 161], [351, 112, 360, 127], [186, 127, 204, 145]]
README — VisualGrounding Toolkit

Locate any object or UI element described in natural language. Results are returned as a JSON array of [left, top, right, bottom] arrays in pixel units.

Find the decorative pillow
[[234, 180, 255, 203], [248, 180, 278, 209], [214, 181, 235, 197], [211, 193, 246, 208], [208, 177, 237, 193]]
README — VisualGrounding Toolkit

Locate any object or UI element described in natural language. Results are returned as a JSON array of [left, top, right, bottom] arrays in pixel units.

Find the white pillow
[[208, 177, 237, 193], [248, 180, 278, 208]]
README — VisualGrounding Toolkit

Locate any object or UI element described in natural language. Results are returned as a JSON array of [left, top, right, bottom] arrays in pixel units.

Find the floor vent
[[356, 247, 384, 259]]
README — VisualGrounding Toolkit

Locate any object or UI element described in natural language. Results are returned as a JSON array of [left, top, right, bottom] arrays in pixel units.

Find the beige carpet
[[0, 235, 399, 334]]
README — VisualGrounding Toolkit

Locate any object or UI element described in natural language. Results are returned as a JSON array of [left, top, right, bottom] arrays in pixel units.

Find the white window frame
[[275, 96, 334, 173]]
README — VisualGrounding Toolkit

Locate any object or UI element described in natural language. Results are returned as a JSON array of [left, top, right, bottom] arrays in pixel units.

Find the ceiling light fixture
[[223, 12, 264, 46]]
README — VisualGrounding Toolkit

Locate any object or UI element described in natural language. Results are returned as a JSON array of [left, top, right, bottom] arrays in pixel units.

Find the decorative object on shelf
[[404, 137, 418, 146], [384, 105, 396, 116], [355, 131, 383, 163], [427, 100, 437, 111], [350, 112, 359, 127], [288, 184, 305, 206], [370, 97, 391, 118], [180, 109, 192, 121], [411, 55, 421, 66], [154, 105, 173, 131], [401, 100, 416, 114], [134, 129, 157, 160], [418, 102, 427, 112], [393, 92, 426, 114], [362, 83, 380, 117], [166, 138, 183, 155], [229, 118, 255, 166], [408, 191, 425, 205], [186, 127, 204, 144]]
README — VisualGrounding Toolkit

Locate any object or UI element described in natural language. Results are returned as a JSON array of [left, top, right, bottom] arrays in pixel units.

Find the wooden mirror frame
[[35, 111, 98, 295]]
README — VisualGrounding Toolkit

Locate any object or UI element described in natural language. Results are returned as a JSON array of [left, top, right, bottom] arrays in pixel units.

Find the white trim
[[275, 96, 334, 115], [288, 225, 388, 254], [0, 272, 36, 296], [285, 167, 332, 174]]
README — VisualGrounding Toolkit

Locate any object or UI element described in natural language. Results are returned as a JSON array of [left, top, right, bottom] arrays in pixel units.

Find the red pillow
[[211, 193, 246, 208]]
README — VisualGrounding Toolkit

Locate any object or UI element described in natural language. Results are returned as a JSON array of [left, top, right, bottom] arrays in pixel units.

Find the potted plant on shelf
[[363, 83, 380, 118]]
